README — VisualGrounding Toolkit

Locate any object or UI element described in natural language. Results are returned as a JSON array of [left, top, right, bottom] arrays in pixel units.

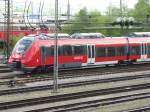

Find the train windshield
[[14, 37, 34, 53]]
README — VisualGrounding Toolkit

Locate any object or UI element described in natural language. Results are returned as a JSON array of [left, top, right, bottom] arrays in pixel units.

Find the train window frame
[[73, 45, 87, 55], [62, 45, 73, 56], [15, 39, 33, 54], [130, 46, 140, 55], [147, 45, 150, 54], [41, 45, 64, 57], [40, 46, 46, 57], [107, 47, 116, 57], [40, 46, 54, 57], [95, 47, 106, 57], [58, 46, 63, 56], [45, 46, 54, 56], [116, 46, 126, 56]]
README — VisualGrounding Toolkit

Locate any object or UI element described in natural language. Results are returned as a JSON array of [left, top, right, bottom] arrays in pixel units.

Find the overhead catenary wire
[[27, 1, 36, 30], [23, 0, 29, 29], [40, 1, 46, 27]]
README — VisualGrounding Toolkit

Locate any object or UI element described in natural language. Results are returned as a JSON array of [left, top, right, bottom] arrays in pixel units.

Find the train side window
[[96, 47, 106, 57], [147, 46, 150, 54], [116, 46, 126, 56], [83, 46, 87, 54], [40, 46, 46, 57], [46, 46, 54, 56], [45, 46, 63, 56], [107, 47, 116, 57], [58, 46, 63, 56], [63, 45, 73, 56], [73, 45, 86, 55], [130, 46, 140, 55]]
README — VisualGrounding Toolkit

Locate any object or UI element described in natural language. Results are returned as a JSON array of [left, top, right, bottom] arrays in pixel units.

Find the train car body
[[8, 34, 150, 74]]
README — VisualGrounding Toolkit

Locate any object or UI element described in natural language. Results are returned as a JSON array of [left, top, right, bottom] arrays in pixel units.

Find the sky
[[14, 0, 138, 15]]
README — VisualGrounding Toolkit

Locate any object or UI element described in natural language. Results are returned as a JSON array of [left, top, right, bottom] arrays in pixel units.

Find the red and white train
[[8, 33, 150, 74]]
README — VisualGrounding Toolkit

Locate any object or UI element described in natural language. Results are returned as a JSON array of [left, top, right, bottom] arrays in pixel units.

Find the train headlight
[[37, 59, 39, 63]]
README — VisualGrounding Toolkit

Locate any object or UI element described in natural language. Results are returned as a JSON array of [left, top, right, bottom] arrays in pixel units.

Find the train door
[[140, 43, 147, 61], [87, 45, 95, 64]]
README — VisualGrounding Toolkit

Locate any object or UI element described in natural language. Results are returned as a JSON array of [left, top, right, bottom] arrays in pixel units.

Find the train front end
[[8, 36, 35, 73]]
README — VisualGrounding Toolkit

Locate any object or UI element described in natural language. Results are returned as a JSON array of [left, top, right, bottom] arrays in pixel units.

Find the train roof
[[42, 33, 70, 37], [70, 33, 105, 39], [35, 36, 150, 46], [35, 37, 128, 46], [126, 32, 150, 37], [21, 34, 150, 47], [22, 33, 70, 40], [37, 33, 70, 40], [128, 36, 150, 44]]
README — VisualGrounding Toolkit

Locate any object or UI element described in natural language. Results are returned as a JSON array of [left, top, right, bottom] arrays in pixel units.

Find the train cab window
[[15, 39, 33, 53], [130, 46, 140, 55], [73, 45, 86, 55], [96, 47, 106, 57], [62, 45, 73, 56], [116, 46, 126, 56], [107, 47, 116, 57]]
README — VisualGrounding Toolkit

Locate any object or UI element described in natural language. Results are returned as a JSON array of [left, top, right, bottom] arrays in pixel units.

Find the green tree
[[62, 8, 107, 34], [129, 0, 150, 20], [106, 6, 121, 17], [72, 8, 90, 32]]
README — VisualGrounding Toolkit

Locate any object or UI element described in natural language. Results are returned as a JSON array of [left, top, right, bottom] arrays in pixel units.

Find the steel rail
[[0, 74, 150, 96], [123, 106, 150, 112], [2, 62, 150, 84], [25, 93, 150, 112], [0, 83, 150, 110]]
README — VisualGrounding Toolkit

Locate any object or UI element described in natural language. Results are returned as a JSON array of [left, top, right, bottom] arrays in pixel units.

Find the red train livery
[[8, 33, 150, 74]]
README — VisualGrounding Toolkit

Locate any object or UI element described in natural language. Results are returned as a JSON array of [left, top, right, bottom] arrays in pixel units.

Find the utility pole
[[53, 0, 59, 92], [120, 0, 124, 31], [120, 0, 123, 17], [5, 0, 11, 60], [67, 0, 70, 20], [31, 1, 33, 23]]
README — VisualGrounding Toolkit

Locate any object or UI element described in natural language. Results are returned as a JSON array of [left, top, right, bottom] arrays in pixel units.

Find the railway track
[[0, 64, 14, 80], [0, 73, 150, 96], [0, 64, 12, 73], [1, 62, 150, 86], [25, 93, 150, 112], [122, 106, 150, 112], [0, 68, 12, 73], [0, 83, 149, 111]]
